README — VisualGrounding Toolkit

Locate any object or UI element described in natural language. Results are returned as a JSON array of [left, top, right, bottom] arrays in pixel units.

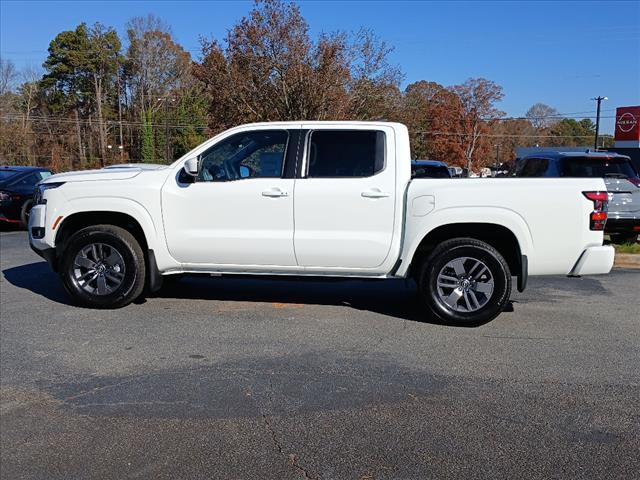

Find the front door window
[[198, 130, 288, 182]]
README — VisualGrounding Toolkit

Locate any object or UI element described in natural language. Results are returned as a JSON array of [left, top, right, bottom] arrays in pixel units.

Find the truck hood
[[43, 163, 168, 183]]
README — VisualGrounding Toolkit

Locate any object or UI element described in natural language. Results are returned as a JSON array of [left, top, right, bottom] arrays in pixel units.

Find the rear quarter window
[[518, 158, 549, 177], [560, 157, 638, 177]]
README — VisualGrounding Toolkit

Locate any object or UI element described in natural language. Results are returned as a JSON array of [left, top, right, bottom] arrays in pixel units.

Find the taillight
[[628, 177, 640, 188], [583, 191, 608, 231]]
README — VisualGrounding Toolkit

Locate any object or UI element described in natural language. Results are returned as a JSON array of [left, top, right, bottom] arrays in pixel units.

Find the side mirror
[[183, 157, 199, 177]]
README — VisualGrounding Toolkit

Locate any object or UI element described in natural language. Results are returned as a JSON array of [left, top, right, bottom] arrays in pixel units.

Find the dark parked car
[[0, 166, 54, 227], [411, 160, 452, 178], [514, 151, 640, 243]]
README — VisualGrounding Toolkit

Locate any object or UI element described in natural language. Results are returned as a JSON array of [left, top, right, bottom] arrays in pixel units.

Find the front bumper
[[569, 246, 615, 276], [28, 204, 58, 271]]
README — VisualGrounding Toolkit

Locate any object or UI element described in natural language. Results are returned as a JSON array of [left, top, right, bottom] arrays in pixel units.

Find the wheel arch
[[404, 222, 527, 291], [55, 211, 149, 254]]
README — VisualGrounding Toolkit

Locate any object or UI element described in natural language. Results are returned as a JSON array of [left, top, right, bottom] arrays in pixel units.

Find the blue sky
[[1, 0, 639, 133]]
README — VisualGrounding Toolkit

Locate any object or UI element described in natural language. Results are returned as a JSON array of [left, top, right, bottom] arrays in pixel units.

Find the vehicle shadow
[[159, 274, 437, 323], [0, 222, 24, 232], [2, 261, 69, 304], [2, 261, 503, 326]]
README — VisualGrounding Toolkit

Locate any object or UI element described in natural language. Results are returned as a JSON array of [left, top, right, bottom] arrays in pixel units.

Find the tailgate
[[604, 178, 640, 215]]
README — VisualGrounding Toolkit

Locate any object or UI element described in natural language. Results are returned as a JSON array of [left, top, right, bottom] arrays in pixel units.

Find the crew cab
[[29, 122, 614, 325]]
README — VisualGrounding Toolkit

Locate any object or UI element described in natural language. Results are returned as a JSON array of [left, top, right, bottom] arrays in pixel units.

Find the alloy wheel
[[72, 243, 126, 295], [435, 256, 494, 312]]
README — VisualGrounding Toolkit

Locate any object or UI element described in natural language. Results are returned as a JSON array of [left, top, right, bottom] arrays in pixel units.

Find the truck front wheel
[[418, 238, 511, 326], [60, 225, 146, 309]]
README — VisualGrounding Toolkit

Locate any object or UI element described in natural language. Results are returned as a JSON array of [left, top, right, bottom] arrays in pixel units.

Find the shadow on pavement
[[45, 350, 451, 419], [3, 261, 504, 326], [0, 223, 24, 232], [160, 275, 437, 323], [2, 261, 69, 304]]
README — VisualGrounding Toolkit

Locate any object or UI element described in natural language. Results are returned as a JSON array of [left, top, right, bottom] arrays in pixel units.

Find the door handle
[[361, 188, 391, 198], [262, 188, 289, 198]]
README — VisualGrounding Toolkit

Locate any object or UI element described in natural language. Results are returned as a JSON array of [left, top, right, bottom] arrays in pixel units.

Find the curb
[[614, 253, 640, 269]]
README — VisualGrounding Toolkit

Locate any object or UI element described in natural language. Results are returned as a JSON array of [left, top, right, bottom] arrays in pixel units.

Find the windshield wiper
[[603, 173, 628, 178]]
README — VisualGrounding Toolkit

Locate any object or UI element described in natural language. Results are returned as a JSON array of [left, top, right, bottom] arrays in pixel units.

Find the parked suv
[[0, 166, 53, 227], [514, 151, 640, 243]]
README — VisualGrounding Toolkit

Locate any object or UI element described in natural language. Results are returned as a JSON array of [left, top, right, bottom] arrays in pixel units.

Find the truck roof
[[230, 120, 407, 129]]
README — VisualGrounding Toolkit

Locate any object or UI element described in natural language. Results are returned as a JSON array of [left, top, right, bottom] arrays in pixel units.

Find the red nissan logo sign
[[615, 106, 640, 142], [617, 112, 637, 133]]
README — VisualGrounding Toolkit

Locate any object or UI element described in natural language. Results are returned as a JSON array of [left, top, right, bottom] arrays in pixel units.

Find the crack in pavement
[[262, 413, 317, 480], [257, 377, 319, 480]]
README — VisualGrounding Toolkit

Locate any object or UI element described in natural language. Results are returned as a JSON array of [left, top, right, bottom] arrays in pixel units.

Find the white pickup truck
[[29, 122, 615, 325]]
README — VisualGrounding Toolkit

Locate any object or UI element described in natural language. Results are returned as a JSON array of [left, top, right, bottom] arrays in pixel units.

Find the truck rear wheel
[[60, 225, 146, 309], [418, 238, 511, 326]]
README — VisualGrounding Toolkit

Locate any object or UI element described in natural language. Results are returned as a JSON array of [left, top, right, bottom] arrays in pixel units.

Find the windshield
[[411, 165, 451, 178], [560, 157, 637, 178], [0, 170, 19, 181]]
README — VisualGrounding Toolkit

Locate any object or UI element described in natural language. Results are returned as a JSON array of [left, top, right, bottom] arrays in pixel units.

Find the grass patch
[[604, 235, 640, 254], [614, 242, 640, 254]]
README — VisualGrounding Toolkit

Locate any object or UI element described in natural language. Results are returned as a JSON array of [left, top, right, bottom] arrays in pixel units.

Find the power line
[[0, 116, 608, 139], [415, 131, 601, 139], [0, 114, 209, 130], [0, 112, 618, 130]]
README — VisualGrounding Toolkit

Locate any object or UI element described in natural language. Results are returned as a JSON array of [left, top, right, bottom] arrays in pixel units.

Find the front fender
[[61, 197, 160, 251]]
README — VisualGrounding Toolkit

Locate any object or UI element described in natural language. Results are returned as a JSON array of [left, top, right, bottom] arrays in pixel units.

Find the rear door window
[[307, 130, 385, 178]]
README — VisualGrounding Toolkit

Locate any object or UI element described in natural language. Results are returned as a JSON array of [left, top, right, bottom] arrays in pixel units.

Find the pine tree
[[141, 110, 154, 162]]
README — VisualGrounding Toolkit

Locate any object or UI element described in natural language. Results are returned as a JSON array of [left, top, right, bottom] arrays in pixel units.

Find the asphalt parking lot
[[1, 229, 639, 480]]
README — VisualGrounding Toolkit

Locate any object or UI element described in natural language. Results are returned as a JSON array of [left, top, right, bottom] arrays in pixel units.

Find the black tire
[[610, 233, 638, 244], [20, 199, 33, 228], [60, 225, 146, 308], [417, 238, 511, 326]]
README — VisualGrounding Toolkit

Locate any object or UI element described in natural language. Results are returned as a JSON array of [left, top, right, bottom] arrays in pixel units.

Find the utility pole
[[494, 144, 500, 169], [116, 59, 124, 162], [159, 96, 175, 163], [164, 98, 169, 163], [592, 96, 607, 150]]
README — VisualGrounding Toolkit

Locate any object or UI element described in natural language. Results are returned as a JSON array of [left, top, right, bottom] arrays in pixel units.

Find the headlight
[[0, 191, 11, 203], [33, 182, 65, 205]]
